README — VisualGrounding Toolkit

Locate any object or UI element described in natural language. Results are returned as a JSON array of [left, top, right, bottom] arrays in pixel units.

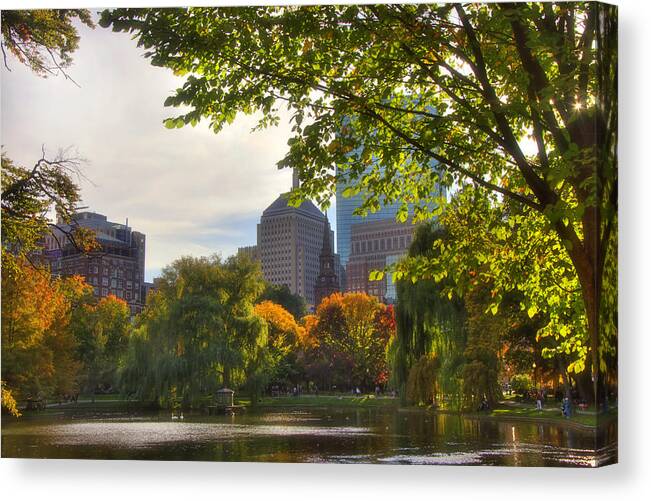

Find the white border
[[1, 0, 649, 499]]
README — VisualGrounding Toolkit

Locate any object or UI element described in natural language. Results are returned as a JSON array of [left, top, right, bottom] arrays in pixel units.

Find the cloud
[[1, 18, 299, 282]]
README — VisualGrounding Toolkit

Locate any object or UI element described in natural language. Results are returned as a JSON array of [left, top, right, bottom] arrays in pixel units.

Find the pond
[[1, 406, 617, 467]]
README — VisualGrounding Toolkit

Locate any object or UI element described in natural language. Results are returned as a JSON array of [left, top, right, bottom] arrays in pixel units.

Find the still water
[[1, 406, 617, 466]]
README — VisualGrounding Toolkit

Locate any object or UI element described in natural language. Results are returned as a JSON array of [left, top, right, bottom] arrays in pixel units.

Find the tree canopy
[[302, 292, 394, 391], [1, 9, 94, 83], [71, 295, 131, 397], [1, 151, 97, 277], [259, 283, 307, 320], [101, 3, 617, 399], [1, 259, 91, 413]]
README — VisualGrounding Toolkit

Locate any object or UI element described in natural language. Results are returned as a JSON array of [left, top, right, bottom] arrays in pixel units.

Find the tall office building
[[346, 218, 416, 302], [335, 169, 404, 268], [45, 211, 147, 315], [335, 160, 443, 277], [257, 176, 335, 307], [237, 245, 259, 262]]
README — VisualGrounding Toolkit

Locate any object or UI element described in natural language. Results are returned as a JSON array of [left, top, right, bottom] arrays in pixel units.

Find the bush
[[510, 374, 533, 397]]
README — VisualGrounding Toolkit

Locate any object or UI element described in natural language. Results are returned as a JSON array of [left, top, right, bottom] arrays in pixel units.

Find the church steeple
[[292, 168, 300, 190], [320, 214, 332, 256], [314, 213, 339, 307]]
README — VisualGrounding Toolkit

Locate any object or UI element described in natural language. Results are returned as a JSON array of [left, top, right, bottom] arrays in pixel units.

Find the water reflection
[[1, 407, 617, 466]]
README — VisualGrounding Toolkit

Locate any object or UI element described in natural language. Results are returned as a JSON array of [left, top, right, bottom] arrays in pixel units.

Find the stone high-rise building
[[237, 245, 259, 262], [45, 212, 147, 315], [257, 174, 336, 307], [314, 216, 340, 307], [346, 218, 416, 302]]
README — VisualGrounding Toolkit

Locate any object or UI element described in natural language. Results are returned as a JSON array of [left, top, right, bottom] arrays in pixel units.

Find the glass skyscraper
[[335, 174, 404, 268], [335, 161, 443, 268]]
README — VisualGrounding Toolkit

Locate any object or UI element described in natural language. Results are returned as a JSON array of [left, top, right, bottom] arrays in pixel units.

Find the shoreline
[[5, 394, 617, 431]]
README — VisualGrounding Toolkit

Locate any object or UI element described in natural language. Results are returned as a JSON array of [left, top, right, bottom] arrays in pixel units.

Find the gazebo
[[215, 388, 235, 407]]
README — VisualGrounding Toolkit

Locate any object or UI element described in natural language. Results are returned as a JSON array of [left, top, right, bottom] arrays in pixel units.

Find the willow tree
[[101, 3, 617, 401], [120, 254, 267, 408], [254, 301, 305, 387], [392, 223, 466, 405], [71, 295, 131, 398]]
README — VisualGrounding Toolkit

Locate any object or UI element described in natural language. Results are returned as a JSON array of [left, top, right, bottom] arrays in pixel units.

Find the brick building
[[45, 212, 147, 315]]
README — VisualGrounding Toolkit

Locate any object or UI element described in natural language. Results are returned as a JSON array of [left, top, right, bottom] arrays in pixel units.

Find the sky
[[1, 14, 336, 282]]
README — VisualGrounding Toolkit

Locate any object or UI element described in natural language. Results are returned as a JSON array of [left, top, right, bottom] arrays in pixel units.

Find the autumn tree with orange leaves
[[302, 293, 395, 391], [1, 259, 91, 414], [254, 300, 305, 386]]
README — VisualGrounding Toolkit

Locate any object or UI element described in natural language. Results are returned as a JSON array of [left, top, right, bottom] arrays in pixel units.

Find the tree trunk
[[223, 367, 231, 388], [560, 221, 601, 409], [557, 359, 572, 399]]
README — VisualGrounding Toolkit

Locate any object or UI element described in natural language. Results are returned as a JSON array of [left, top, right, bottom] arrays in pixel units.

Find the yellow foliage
[[254, 301, 304, 352], [1, 381, 21, 417], [1, 259, 88, 403]]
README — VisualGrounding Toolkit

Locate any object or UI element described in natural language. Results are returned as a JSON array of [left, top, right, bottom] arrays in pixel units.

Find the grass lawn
[[487, 403, 617, 427], [241, 394, 401, 409]]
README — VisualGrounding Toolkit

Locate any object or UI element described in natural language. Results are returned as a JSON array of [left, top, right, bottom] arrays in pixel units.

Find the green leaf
[[369, 270, 384, 281]]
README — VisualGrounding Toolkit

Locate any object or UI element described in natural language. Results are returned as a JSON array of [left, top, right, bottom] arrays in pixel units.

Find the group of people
[[535, 390, 574, 417]]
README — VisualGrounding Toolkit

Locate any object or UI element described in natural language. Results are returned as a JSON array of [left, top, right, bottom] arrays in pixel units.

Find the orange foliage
[[300, 314, 319, 348], [1, 260, 91, 403], [303, 292, 395, 389], [254, 300, 304, 352]]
